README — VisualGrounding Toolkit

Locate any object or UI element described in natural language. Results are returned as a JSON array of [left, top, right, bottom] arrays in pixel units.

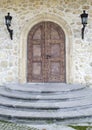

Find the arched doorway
[[27, 21, 66, 83]]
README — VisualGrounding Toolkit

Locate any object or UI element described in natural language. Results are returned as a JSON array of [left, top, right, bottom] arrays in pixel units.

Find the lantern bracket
[[5, 13, 13, 40]]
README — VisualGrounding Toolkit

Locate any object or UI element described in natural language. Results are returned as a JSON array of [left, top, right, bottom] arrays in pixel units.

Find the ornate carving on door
[[27, 22, 66, 82]]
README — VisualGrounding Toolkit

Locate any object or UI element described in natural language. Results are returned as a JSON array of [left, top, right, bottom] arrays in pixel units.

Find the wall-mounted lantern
[[80, 10, 88, 39], [5, 13, 13, 40]]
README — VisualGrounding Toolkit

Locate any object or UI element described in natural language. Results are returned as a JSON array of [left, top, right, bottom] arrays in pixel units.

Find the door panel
[[50, 27, 60, 40], [27, 22, 66, 82], [32, 62, 42, 80], [51, 43, 60, 57], [33, 28, 42, 40], [49, 61, 61, 81], [33, 44, 41, 57]]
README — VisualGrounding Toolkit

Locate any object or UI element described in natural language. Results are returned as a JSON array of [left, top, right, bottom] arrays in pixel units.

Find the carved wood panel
[[27, 22, 66, 82]]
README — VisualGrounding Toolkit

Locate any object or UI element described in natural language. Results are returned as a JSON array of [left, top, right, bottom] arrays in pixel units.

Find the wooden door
[[27, 22, 66, 82]]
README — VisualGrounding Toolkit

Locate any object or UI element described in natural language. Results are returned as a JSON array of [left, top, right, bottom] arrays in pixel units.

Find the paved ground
[[0, 121, 76, 130], [0, 121, 39, 130], [29, 124, 75, 130], [1, 121, 92, 130]]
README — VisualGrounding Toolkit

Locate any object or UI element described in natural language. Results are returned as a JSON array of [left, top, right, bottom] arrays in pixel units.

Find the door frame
[[19, 14, 73, 84]]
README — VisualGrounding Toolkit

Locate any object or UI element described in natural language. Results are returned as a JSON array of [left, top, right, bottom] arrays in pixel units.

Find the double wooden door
[[27, 22, 66, 82]]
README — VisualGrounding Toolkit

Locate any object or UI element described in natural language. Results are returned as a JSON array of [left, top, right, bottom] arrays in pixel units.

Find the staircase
[[0, 83, 92, 125]]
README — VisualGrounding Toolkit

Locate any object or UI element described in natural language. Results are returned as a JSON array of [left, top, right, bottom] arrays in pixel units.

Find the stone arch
[[19, 13, 73, 84]]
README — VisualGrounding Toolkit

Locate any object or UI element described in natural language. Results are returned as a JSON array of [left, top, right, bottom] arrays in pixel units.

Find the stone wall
[[0, 0, 92, 85]]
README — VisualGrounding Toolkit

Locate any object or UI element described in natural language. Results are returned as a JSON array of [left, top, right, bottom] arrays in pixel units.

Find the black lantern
[[80, 10, 88, 39], [5, 13, 13, 40]]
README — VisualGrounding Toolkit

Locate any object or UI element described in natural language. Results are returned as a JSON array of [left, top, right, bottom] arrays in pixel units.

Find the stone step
[[11, 117, 92, 125], [4, 83, 85, 92], [0, 107, 92, 120], [0, 86, 90, 101], [0, 102, 92, 113], [0, 90, 91, 100], [0, 94, 91, 110]]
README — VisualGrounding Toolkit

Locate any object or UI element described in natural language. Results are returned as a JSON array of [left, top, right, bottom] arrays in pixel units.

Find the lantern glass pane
[[82, 17, 87, 24], [6, 19, 10, 24]]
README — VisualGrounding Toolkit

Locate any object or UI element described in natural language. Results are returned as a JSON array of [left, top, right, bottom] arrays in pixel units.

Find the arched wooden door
[[27, 22, 66, 82]]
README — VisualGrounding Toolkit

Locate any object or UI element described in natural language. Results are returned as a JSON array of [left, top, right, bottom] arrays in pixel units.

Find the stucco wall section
[[0, 0, 92, 85]]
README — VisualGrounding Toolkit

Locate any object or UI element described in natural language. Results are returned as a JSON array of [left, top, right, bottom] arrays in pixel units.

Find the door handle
[[46, 55, 51, 59]]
